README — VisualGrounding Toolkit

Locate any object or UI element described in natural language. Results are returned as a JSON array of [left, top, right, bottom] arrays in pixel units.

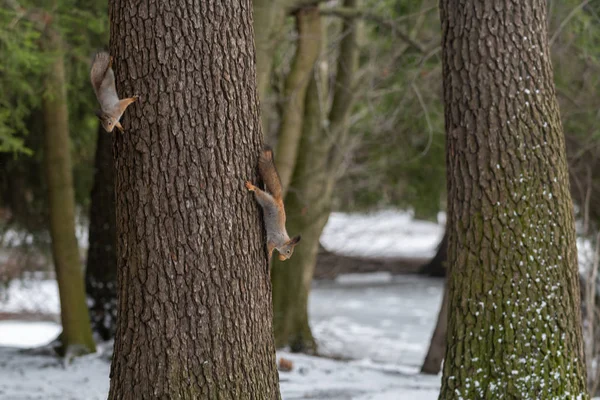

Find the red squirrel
[[245, 146, 301, 261], [90, 52, 138, 132]]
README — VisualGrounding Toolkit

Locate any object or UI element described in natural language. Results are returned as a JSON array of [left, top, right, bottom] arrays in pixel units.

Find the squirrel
[[245, 146, 301, 261], [90, 51, 138, 132]]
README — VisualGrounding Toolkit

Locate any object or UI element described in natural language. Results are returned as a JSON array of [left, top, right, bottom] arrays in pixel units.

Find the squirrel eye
[[287, 250, 291, 254]]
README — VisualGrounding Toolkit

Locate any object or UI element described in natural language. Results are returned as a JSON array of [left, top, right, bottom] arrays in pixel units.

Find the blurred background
[[1, 0, 600, 398]]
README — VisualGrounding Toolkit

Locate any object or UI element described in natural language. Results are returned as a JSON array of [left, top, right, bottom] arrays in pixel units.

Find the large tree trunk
[[271, 0, 359, 352], [107, 1, 280, 398], [42, 28, 96, 356], [439, 0, 588, 398], [85, 125, 117, 341]]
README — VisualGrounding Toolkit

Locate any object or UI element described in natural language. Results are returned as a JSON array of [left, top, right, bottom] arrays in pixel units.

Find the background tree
[[107, 0, 280, 398], [85, 125, 117, 341], [439, 0, 588, 398], [41, 22, 95, 356]]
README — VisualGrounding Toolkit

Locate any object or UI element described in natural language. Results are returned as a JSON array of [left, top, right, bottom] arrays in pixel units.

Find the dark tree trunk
[[418, 231, 447, 277], [421, 281, 448, 375], [85, 125, 117, 341], [439, 0, 588, 398], [108, 1, 281, 399]]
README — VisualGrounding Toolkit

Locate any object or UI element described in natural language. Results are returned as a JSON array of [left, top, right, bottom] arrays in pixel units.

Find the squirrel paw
[[133, 95, 140, 101], [245, 181, 256, 192]]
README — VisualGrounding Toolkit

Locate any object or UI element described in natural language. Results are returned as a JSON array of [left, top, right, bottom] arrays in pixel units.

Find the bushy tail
[[258, 146, 283, 201], [90, 52, 111, 94]]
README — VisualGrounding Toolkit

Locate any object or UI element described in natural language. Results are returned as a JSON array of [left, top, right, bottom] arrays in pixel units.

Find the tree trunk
[[421, 280, 448, 375], [253, 0, 292, 133], [419, 231, 447, 277], [108, 1, 280, 399], [85, 125, 117, 341], [274, 6, 322, 196], [439, 0, 588, 398], [272, 75, 325, 353], [42, 28, 96, 356], [271, 0, 359, 352]]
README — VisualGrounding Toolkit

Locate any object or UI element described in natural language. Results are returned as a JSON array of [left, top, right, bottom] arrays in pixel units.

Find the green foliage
[[0, 0, 108, 234], [0, 8, 45, 153], [335, 0, 446, 220]]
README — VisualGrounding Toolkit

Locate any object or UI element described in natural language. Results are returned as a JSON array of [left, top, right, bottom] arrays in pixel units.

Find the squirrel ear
[[289, 235, 301, 245], [94, 109, 103, 119]]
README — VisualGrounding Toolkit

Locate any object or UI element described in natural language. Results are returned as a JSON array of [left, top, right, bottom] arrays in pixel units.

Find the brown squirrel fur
[[90, 52, 138, 132], [245, 146, 301, 261]]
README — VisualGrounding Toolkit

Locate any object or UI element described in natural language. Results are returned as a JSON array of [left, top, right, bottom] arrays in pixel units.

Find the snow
[[0, 209, 597, 399], [320, 210, 444, 259], [0, 275, 444, 399], [0, 279, 60, 315], [0, 321, 61, 348]]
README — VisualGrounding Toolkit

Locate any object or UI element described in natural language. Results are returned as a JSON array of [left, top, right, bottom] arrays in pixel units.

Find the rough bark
[[271, 0, 359, 352], [108, 1, 280, 399], [41, 28, 96, 356], [274, 6, 322, 196], [419, 231, 447, 277], [421, 280, 448, 375], [439, 0, 588, 398], [85, 125, 117, 341]]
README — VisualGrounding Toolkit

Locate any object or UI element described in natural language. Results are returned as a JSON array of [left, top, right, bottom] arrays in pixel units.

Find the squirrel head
[[95, 109, 122, 132], [277, 235, 301, 261]]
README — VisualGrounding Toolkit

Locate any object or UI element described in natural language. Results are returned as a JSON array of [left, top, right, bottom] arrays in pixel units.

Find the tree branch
[[318, 7, 425, 53]]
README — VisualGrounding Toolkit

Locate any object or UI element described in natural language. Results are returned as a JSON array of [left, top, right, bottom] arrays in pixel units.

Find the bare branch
[[318, 6, 426, 53]]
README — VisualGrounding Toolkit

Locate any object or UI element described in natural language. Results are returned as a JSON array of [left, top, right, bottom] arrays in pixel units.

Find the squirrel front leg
[[245, 181, 276, 209]]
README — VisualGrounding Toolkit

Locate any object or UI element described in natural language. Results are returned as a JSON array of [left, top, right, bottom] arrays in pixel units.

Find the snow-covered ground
[[321, 210, 444, 259], [0, 275, 443, 400], [0, 209, 596, 399]]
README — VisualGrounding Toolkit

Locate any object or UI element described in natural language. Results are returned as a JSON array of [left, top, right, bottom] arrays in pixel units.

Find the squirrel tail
[[258, 145, 283, 201], [90, 51, 111, 93]]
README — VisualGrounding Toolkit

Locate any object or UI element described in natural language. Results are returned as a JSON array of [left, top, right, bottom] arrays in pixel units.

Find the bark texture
[[439, 0, 588, 398], [271, 0, 359, 352], [42, 28, 96, 355], [108, 1, 280, 398], [85, 125, 117, 341]]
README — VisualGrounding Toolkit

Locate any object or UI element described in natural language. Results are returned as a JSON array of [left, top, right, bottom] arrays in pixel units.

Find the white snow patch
[[320, 210, 443, 259]]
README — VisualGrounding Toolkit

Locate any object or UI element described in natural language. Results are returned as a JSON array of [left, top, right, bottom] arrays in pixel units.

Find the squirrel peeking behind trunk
[[90, 52, 138, 132], [245, 146, 301, 261]]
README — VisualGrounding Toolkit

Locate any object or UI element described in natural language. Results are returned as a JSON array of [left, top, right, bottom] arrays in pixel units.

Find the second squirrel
[[90, 52, 138, 132], [246, 146, 301, 261]]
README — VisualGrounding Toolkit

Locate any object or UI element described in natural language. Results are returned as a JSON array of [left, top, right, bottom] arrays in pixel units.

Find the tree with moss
[[438, 0, 588, 398]]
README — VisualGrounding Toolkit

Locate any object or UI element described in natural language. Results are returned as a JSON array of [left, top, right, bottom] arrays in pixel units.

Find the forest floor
[[0, 210, 595, 399]]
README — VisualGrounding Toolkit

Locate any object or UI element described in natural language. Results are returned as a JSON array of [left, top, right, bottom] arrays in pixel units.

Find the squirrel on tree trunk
[[246, 146, 301, 261], [90, 52, 138, 132]]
